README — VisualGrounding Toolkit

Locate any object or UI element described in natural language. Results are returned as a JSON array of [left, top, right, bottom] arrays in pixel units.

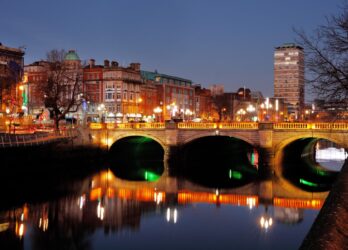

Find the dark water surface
[[0, 138, 344, 250]]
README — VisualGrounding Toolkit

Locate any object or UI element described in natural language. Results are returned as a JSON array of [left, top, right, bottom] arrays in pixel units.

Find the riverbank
[[300, 161, 348, 249]]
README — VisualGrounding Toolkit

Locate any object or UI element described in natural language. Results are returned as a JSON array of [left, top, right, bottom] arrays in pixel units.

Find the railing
[[219, 122, 258, 129], [177, 122, 217, 129], [273, 123, 310, 129], [90, 122, 165, 130], [88, 122, 348, 131], [0, 130, 76, 148], [274, 122, 348, 130]]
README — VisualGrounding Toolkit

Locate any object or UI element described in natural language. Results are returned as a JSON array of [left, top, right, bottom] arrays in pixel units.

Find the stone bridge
[[81, 122, 348, 163]]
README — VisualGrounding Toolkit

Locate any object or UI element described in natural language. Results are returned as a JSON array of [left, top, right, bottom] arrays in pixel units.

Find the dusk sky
[[0, 0, 343, 99]]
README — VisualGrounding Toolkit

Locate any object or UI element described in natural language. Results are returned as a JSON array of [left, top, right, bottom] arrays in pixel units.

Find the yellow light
[[19, 85, 24, 91], [18, 223, 24, 237]]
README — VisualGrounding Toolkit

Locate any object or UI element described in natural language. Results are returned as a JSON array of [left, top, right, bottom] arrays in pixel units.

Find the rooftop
[[276, 43, 303, 50], [141, 70, 192, 84], [64, 50, 80, 61]]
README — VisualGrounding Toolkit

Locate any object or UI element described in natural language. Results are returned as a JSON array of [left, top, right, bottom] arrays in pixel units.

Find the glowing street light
[[153, 106, 163, 122]]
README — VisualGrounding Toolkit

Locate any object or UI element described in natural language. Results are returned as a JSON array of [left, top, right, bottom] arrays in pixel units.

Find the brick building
[[141, 70, 194, 121], [24, 61, 49, 115], [0, 43, 25, 114], [194, 85, 212, 120]]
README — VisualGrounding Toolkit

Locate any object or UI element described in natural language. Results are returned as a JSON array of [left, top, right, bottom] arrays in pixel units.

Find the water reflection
[[0, 167, 330, 250], [182, 136, 259, 188], [281, 138, 341, 191], [1, 135, 343, 250]]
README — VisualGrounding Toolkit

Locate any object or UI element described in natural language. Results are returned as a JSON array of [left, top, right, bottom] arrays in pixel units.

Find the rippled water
[[0, 139, 344, 250]]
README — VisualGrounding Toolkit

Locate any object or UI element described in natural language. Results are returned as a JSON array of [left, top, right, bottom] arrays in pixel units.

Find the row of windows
[[165, 87, 193, 95]]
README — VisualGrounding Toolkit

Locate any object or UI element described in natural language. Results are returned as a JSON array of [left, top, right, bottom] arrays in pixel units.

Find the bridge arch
[[273, 132, 346, 180], [181, 131, 256, 146], [109, 132, 167, 152], [274, 133, 344, 154]]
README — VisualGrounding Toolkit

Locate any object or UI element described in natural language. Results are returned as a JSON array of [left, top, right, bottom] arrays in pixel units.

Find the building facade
[[141, 71, 195, 121], [0, 43, 25, 114], [24, 61, 49, 115], [102, 61, 142, 122], [194, 85, 212, 120], [274, 43, 304, 118]]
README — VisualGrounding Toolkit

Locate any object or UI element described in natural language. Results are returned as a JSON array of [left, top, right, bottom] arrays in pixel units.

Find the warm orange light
[[178, 191, 258, 207], [90, 187, 102, 201], [273, 197, 323, 209], [19, 85, 24, 91]]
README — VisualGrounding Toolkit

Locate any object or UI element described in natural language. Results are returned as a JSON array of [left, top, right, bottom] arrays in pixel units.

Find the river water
[[0, 138, 345, 250]]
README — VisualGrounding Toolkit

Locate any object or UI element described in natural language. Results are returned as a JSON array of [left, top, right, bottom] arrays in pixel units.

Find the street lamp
[[97, 103, 106, 123], [166, 102, 177, 120], [185, 109, 193, 121], [153, 106, 162, 122], [136, 97, 143, 121], [237, 108, 246, 121], [246, 104, 256, 121]]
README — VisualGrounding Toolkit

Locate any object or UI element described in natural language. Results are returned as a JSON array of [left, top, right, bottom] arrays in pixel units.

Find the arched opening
[[108, 136, 165, 181], [181, 136, 259, 188], [280, 137, 346, 191]]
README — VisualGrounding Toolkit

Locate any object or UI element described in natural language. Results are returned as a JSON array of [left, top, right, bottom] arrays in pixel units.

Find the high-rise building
[[274, 43, 304, 117]]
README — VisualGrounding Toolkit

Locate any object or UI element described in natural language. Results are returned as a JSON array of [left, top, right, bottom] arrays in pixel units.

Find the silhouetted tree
[[41, 50, 83, 130], [295, 3, 348, 102]]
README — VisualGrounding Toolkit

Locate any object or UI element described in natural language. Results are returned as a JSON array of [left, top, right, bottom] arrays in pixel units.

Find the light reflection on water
[[0, 169, 329, 250]]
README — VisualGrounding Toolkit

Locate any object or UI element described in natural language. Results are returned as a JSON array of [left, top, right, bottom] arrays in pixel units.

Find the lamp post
[[153, 107, 162, 122], [246, 104, 256, 121], [237, 108, 246, 121], [136, 97, 142, 121], [97, 103, 106, 123], [185, 109, 193, 121], [166, 102, 177, 120]]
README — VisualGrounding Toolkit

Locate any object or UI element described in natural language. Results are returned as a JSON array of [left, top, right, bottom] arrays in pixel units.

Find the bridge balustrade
[[311, 123, 348, 130], [89, 122, 348, 131], [219, 122, 258, 129], [177, 122, 217, 129], [273, 123, 310, 129]]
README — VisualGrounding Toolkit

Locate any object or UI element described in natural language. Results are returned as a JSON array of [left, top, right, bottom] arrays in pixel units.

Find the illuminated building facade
[[24, 61, 49, 115], [101, 61, 142, 121], [274, 43, 304, 118], [141, 70, 194, 120], [194, 85, 212, 120], [0, 43, 25, 114]]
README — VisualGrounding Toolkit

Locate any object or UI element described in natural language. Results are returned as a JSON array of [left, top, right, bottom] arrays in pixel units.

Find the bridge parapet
[[89, 122, 348, 131]]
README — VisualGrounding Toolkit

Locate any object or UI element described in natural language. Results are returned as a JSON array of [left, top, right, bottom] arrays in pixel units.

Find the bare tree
[[42, 50, 83, 130], [46, 49, 66, 63], [212, 94, 230, 121], [295, 3, 348, 102]]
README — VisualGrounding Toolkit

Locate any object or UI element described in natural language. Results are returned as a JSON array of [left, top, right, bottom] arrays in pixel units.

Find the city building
[[0, 43, 25, 114], [209, 84, 224, 96], [24, 61, 49, 115], [24, 50, 83, 120], [141, 71, 194, 121], [140, 80, 158, 121], [194, 85, 212, 120], [274, 43, 304, 119], [101, 61, 142, 122], [83, 59, 104, 122]]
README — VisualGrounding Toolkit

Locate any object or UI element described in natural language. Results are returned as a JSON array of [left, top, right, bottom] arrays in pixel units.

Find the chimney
[[104, 60, 110, 68], [130, 63, 141, 71], [111, 61, 118, 67], [89, 59, 95, 68]]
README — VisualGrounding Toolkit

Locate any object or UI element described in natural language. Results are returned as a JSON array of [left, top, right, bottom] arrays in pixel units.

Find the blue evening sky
[[0, 0, 343, 98]]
